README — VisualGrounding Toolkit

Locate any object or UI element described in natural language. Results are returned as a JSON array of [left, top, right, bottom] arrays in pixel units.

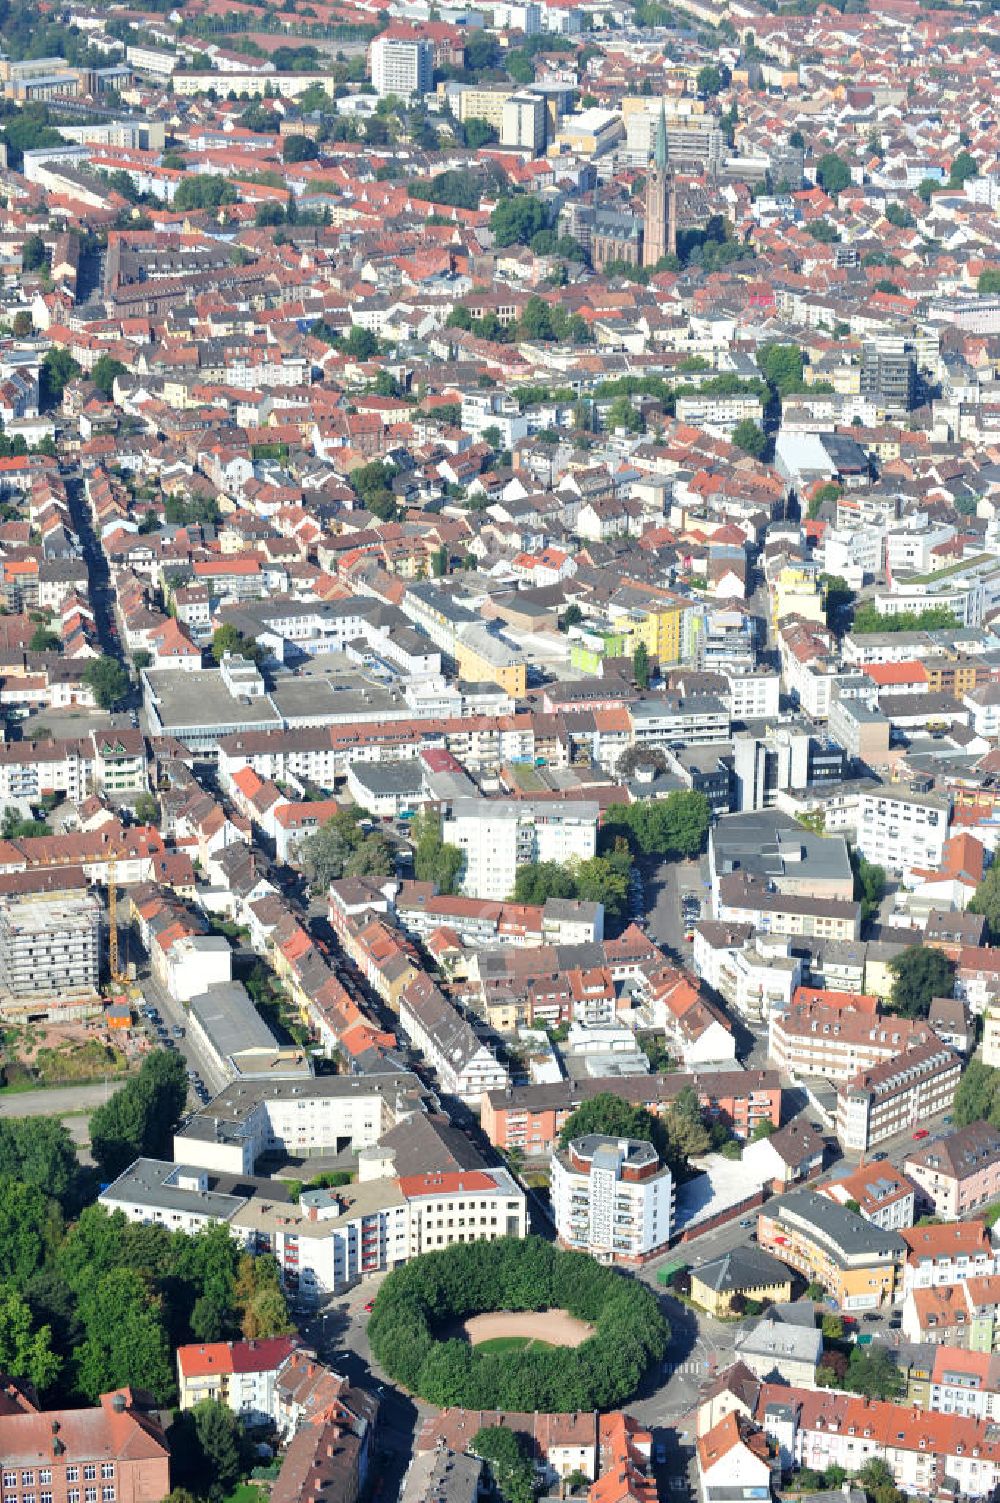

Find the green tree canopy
[[731, 418, 767, 459], [968, 864, 1000, 941], [173, 175, 238, 211], [558, 1092, 655, 1150], [75, 1267, 174, 1403], [82, 656, 129, 709], [845, 1345, 905, 1400], [22, 233, 47, 272], [602, 791, 711, 860], [282, 133, 319, 162], [89, 1048, 189, 1179], [490, 196, 548, 247], [298, 809, 364, 891], [0, 1282, 61, 1392], [344, 832, 395, 879], [473, 1427, 534, 1503], [816, 153, 852, 195], [411, 808, 463, 895], [0, 1117, 80, 1211], [852, 603, 959, 634], [949, 149, 978, 187], [91, 355, 127, 398], [211, 623, 258, 665], [886, 945, 955, 1020], [40, 348, 81, 409], [851, 851, 886, 923], [954, 1057, 1000, 1128], [512, 860, 576, 905]]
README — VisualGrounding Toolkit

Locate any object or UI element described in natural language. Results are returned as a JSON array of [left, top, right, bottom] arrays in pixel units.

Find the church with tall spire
[[643, 104, 677, 267]]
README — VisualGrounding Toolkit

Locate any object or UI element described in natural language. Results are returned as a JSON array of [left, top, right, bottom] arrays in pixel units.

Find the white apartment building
[[835, 1040, 961, 1152], [724, 671, 780, 722], [762, 1386, 1000, 1499], [856, 787, 950, 875], [928, 1351, 1000, 1422], [171, 1074, 420, 1177], [674, 392, 765, 435], [706, 936, 802, 1023], [443, 798, 598, 901], [370, 36, 433, 99], [551, 1135, 673, 1266], [501, 92, 547, 152], [902, 1223, 997, 1296], [983, 1003, 1000, 1068], [101, 1157, 527, 1304]]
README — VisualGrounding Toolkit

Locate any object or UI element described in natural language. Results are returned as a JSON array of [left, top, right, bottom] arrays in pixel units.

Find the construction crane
[[108, 852, 128, 988]]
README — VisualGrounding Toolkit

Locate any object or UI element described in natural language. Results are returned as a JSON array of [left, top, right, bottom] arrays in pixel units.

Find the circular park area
[[368, 1236, 668, 1412]]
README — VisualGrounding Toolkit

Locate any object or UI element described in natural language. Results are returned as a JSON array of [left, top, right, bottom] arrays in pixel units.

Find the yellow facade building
[[771, 563, 825, 630], [455, 625, 526, 696], [690, 1246, 794, 1318], [758, 1189, 906, 1311]]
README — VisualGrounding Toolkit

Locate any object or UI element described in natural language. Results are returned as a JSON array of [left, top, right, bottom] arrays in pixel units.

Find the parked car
[[171, 1025, 185, 1038], [871, 1151, 889, 1161], [913, 1128, 929, 1140], [739, 1218, 754, 1229]]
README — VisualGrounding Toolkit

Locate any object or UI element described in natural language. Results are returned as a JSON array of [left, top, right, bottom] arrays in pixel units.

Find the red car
[[364, 1300, 375, 1313], [913, 1129, 929, 1140]]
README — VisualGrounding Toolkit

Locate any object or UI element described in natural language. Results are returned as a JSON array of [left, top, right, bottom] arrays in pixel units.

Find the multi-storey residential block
[[0, 890, 101, 1020], [820, 1161, 916, 1230], [370, 35, 433, 98], [901, 1221, 996, 1295], [768, 989, 936, 1082], [101, 1156, 526, 1304], [442, 798, 598, 902], [904, 1123, 1000, 1219], [856, 787, 950, 874], [551, 1135, 673, 1265], [754, 1381, 1000, 1497], [482, 1070, 782, 1154], [835, 1039, 961, 1151], [177, 1336, 300, 1423]]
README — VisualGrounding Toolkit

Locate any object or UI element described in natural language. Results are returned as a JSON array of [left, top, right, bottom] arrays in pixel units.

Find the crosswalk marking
[[662, 1361, 702, 1376]]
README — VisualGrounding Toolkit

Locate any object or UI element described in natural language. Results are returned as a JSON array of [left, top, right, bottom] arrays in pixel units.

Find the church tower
[[644, 104, 676, 266]]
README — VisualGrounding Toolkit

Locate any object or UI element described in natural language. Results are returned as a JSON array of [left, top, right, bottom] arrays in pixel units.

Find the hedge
[[367, 1236, 669, 1411]]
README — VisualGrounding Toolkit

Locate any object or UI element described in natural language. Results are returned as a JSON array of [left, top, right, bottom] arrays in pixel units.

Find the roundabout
[[368, 1235, 669, 1412]]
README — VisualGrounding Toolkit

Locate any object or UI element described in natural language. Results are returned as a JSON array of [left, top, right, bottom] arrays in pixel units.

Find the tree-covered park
[[368, 1236, 668, 1410]]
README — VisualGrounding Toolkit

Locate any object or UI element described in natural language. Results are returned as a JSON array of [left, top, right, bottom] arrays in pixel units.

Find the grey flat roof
[[713, 810, 852, 884], [189, 980, 278, 1059], [772, 1188, 907, 1261], [100, 1156, 275, 1220], [349, 758, 424, 795], [145, 668, 281, 735]]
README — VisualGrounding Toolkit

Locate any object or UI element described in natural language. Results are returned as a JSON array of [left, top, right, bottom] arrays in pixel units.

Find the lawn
[[474, 1335, 554, 1355], [224, 1485, 267, 1503]]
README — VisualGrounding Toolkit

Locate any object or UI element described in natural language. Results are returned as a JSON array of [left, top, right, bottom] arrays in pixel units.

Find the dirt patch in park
[[462, 1310, 595, 1347]]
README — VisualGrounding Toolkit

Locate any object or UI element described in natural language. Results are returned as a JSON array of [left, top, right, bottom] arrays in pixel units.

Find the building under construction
[[0, 890, 102, 1020]]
